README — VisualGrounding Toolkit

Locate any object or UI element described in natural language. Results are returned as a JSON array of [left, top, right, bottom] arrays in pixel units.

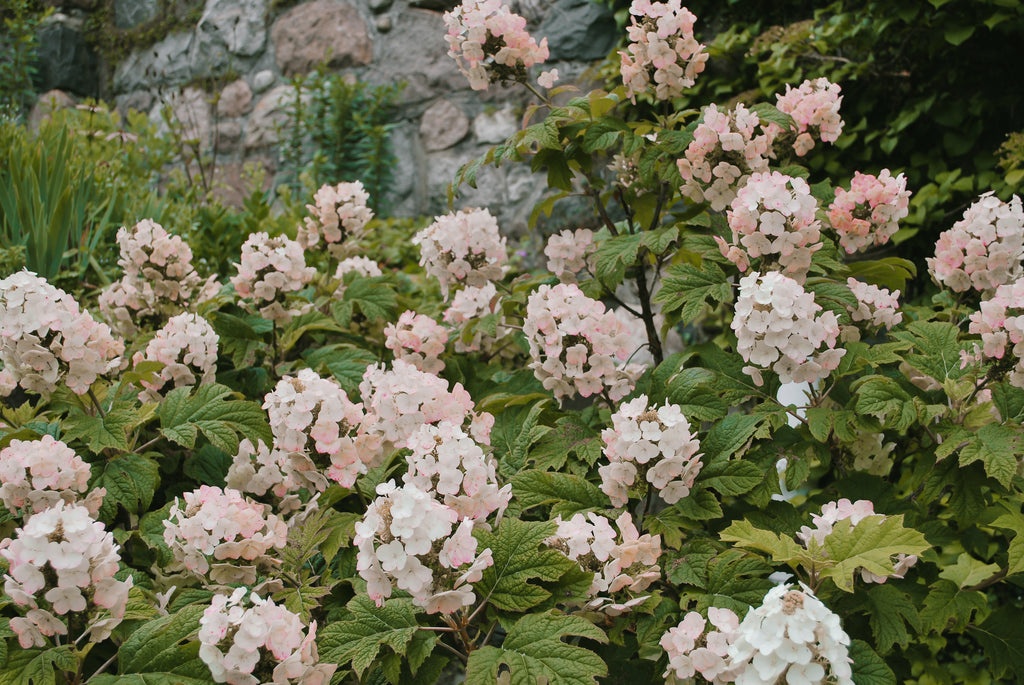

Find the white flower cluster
[[98, 219, 217, 336], [384, 310, 449, 375], [2, 501, 133, 647], [0, 271, 124, 397], [677, 103, 775, 211], [732, 271, 845, 386], [771, 77, 844, 156], [927, 192, 1024, 293], [847, 430, 896, 477], [199, 587, 336, 685], [719, 171, 823, 280], [0, 435, 102, 516], [827, 170, 910, 254], [297, 181, 373, 254], [619, 0, 709, 102], [523, 283, 645, 402], [230, 232, 316, 324], [549, 511, 662, 616], [598, 394, 703, 507], [661, 607, 740, 683], [133, 312, 219, 402], [334, 256, 383, 280], [404, 421, 511, 522], [163, 485, 289, 583], [964, 278, 1024, 387], [843, 278, 902, 342], [359, 359, 494, 455], [545, 228, 597, 283], [413, 208, 508, 299], [442, 283, 506, 354], [355, 481, 494, 614]]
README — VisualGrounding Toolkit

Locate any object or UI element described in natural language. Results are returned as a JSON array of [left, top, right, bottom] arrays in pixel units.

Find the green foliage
[[0, 0, 47, 120], [157, 383, 272, 455]]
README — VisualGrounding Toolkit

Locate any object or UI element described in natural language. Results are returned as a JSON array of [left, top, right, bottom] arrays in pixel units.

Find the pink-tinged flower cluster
[[163, 486, 288, 582], [828, 170, 910, 254], [230, 233, 316, 324], [227, 438, 303, 504], [133, 312, 219, 402], [384, 310, 449, 374], [443, 0, 549, 91], [413, 208, 508, 299], [661, 607, 740, 684], [334, 256, 383, 280], [797, 499, 918, 584], [198, 587, 336, 685], [524, 283, 645, 401], [732, 271, 845, 386], [726, 584, 853, 685], [545, 228, 597, 283], [98, 219, 217, 336], [262, 369, 376, 489], [848, 431, 896, 477], [297, 181, 373, 254], [2, 502, 133, 647], [443, 283, 506, 353], [927, 192, 1024, 293], [404, 421, 511, 522], [843, 279, 902, 342], [677, 104, 775, 211], [718, 171, 822, 280], [0, 436, 101, 516], [599, 395, 702, 508], [359, 359, 494, 455], [619, 0, 708, 102], [548, 511, 661, 615], [771, 77, 844, 156], [0, 271, 124, 397], [355, 481, 494, 614], [964, 279, 1024, 388]]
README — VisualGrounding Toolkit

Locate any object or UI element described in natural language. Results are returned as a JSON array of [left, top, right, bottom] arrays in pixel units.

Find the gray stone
[[215, 120, 243, 150], [150, 87, 212, 152], [114, 0, 159, 29], [217, 79, 253, 117], [368, 10, 464, 104], [28, 89, 75, 132], [116, 90, 156, 116], [194, 0, 267, 59], [251, 69, 275, 93], [369, 0, 393, 13], [420, 99, 469, 151], [383, 122, 421, 217], [114, 32, 193, 92], [270, 0, 373, 77], [473, 106, 518, 143], [538, 0, 617, 61], [244, 84, 301, 150], [34, 15, 99, 97], [375, 15, 392, 33]]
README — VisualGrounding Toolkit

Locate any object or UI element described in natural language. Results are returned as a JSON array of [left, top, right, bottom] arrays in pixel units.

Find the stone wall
[[32, 0, 619, 235]]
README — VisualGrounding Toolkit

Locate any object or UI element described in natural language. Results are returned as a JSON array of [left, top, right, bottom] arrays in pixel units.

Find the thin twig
[[87, 389, 106, 419]]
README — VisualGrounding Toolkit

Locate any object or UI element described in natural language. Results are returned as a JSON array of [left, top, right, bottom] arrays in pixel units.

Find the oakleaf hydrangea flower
[[927, 191, 1024, 293], [770, 77, 844, 157], [230, 232, 316, 324], [297, 181, 373, 256], [547, 511, 661, 615], [442, 283, 506, 353], [443, 0, 550, 91], [0, 271, 124, 397], [198, 587, 336, 685], [545, 228, 597, 283], [843, 278, 902, 342], [523, 283, 645, 402], [0, 435, 102, 516], [963, 278, 1024, 388], [718, 171, 823, 281], [677, 104, 775, 211], [133, 312, 219, 402], [847, 431, 896, 477], [354, 481, 494, 614], [828, 170, 910, 254], [619, 0, 708, 102], [384, 310, 449, 375], [413, 208, 508, 299], [227, 438, 305, 505], [2, 501, 133, 647], [334, 256, 383, 280], [599, 394, 703, 507], [661, 607, 741, 683], [732, 271, 845, 386]]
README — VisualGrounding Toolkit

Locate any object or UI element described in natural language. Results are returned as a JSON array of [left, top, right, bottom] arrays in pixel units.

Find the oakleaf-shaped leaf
[[61, 405, 135, 453], [465, 611, 607, 685], [920, 579, 987, 634], [820, 515, 930, 592], [719, 519, 809, 566], [0, 646, 75, 685], [158, 383, 271, 455], [318, 596, 432, 678], [528, 415, 602, 471], [653, 261, 733, 323], [865, 584, 921, 654], [991, 510, 1024, 577], [92, 453, 159, 523], [473, 518, 575, 613], [512, 470, 608, 517], [969, 607, 1024, 679], [699, 459, 764, 496], [849, 639, 896, 685], [118, 604, 207, 675], [91, 676, 213, 685]]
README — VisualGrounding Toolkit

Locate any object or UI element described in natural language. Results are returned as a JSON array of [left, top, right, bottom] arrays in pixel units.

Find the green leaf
[[473, 518, 575, 613], [865, 584, 921, 654], [333, 275, 398, 325], [512, 470, 608, 517], [465, 611, 607, 685], [683, 550, 775, 615], [958, 423, 1021, 487], [991, 510, 1024, 577], [653, 261, 732, 323], [939, 553, 1001, 588], [702, 414, 764, 464], [118, 604, 207, 675], [182, 444, 231, 487], [846, 258, 916, 293], [892, 321, 968, 383], [699, 459, 764, 497], [277, 310, 345, 354], [720, 519, 809, 566], [672, 486, 722, 520], [970, 607, 1024, 679], [93, 453, 160, 522], [820, 515, 930, 592], [528, 415, 602, 471], [944, 24, 975, 45], [303, 346, 378, 396], [91, 676, 213, 685], [849, 640, 896, 685], [318, 596, 432, 679], [852, 375, 917, 431], [158, 383, 272, 455], [61, 406, 135, 453], [0, 647, 76, 685], [920, 579, 987, 634]]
